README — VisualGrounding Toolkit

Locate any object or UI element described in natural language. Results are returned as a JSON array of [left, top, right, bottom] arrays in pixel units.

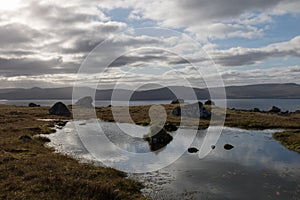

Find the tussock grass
[[0, 105, 146, 200]]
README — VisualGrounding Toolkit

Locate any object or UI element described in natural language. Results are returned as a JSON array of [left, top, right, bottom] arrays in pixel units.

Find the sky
[[0, 0, 300, 89]]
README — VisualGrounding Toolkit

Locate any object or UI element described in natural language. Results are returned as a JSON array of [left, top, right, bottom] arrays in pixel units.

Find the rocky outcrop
[[172, 102, 211, 119], [268, 106, 281, 113], [28, 103, 40, 107], [49, 102, 71, 116], [204, 100, 215, 106], [171, 98, 184, 104], [75, 96, 93, 108], [253, 108, 260, 112]]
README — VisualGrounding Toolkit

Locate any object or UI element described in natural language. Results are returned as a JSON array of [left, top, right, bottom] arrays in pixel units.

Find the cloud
[[0, 0, 300, 88], [210, 36, 300, 66], [98, 0, 300, 40], [0, 57, 78, 77], [0, 23, 44, 46]]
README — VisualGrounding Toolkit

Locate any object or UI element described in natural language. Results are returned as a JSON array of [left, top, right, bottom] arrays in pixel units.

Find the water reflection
[[43, 120, 300, 199]]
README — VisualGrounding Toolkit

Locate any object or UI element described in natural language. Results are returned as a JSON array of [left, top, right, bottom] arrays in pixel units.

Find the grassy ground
[[0, 105, 146, 200], [1, 104, 299, 199], [273, 130, 300, 153]]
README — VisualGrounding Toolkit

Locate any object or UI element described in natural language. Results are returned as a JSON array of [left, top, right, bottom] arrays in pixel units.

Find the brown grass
[[0, 105, 146, 200], [1, 103, 300, 199]]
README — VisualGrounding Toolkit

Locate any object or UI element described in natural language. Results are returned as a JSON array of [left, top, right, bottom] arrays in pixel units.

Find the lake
[[1, 99, 300, 112], [41, 120, 300, 200]]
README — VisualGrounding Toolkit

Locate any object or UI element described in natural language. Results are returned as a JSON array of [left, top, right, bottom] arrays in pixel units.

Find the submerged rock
[[172, 101, 211, 119], [171, 98, 184, 104], [224, 144, 234, 150], [188, 147, 199, 153], [75, 96, 93, 108], [49, 102, 71, 116]]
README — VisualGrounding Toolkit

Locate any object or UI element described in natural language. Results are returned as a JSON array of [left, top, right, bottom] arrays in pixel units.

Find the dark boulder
[[188, 147, 199, 153], [224, 144, 234, 150], [253, 108, 260, 112], [29, 103, 40, 107], [268, 106, 281, 113], [172, 102, 211, 119], [144, 124, 173, 152], [164, 123, 178, 132], [49, 102, 71, 116], [204, 100, 215, 106], [171, 98, 184, 104], [75, 96, 93, 108], [211, 145, 216, 149]]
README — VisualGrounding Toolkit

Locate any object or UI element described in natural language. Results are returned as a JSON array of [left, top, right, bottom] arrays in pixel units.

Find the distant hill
[[0, 83, 300, 100]]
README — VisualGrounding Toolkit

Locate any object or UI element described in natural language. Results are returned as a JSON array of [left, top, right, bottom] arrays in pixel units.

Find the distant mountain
[[0, 83, 300, 100]]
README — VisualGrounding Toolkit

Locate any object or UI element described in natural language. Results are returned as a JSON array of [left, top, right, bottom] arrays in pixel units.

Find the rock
[[108, 105, 112, 107], [49, 102, 71, 116], [188, 147, 199, 153], [224, 144, 234, 150], [204, 100, 215, 106], [253, 108, 260, 112], [28, 103, 40, 107], [211, 145, 216, 149], [171, 98, 184, 104], [268, 106, 281, 113], [163, 123, 178, 132], [144, 124, 173, 151], [172, 102, 211, 119], [75, 96, 93, 108]]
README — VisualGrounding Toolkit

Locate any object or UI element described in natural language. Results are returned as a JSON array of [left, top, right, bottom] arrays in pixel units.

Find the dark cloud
[[0, 23, 43, 46], [0, 57, 78, 76], [178, 0, 283, 22]]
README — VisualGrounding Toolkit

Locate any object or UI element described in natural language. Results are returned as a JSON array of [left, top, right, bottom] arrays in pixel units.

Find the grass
[[273, 130, 300, 153], [0, 105, 146, 200], [1, 103, 300, 199]]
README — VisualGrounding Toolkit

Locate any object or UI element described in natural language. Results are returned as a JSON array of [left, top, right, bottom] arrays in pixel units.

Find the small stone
[[188, 147, 199, 153], [224, 144, 234, 150], [211, 145, 216, 149]]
